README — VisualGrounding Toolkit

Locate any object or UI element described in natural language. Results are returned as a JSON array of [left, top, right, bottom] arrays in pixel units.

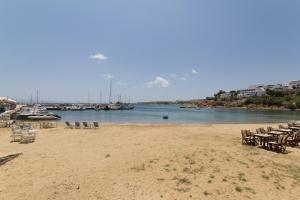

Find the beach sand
[[1, 123, 300, 200]]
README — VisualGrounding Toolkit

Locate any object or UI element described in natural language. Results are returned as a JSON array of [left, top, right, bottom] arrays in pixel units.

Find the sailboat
[[102, 80, 135, 110]]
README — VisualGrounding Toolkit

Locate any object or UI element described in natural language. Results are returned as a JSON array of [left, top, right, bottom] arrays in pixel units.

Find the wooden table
[[278, 128, 293, 133], [289, 126, 300, 131], [268, 131, 285, 137], [254, 134, 272, 148]]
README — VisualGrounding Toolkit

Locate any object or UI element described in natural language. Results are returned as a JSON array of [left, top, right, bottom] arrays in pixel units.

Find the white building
[[264, 84, 286, 90], [238, 87, 266, 98], [288, 80, 300, 90], [220, 92, 232, 99]]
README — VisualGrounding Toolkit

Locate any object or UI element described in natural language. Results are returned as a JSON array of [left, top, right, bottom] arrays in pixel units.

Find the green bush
[[266, 89, 286, 97], [296, 101, 300, 109], [267, 97, 284, 106], [286, 103, 296, 110], [245, 97, 262, 105]]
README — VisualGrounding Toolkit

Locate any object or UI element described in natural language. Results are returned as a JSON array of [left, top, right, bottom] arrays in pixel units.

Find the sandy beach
[[1, 123, 300, 200]]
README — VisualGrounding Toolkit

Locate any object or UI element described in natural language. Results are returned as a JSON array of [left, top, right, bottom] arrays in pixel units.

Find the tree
[[296, 100, 300, 109], [229, 90, 238, 100], [287, 103, 296, 111], [214, 90, 226, 100]]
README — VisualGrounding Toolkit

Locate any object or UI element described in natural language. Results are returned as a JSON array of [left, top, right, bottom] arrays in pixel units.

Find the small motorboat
[[27, 114, 61, 120], [13, 106, 61, 121], [162, 115, 169, 120]]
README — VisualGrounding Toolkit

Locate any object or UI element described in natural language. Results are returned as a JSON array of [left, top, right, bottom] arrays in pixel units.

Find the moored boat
[[13, 106, 61, 121]]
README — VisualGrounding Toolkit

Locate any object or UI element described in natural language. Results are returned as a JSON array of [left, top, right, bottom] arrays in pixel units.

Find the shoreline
[[74, 122, 289, 126], [14, 121, 293, 127], [197, 106, 300, 112]]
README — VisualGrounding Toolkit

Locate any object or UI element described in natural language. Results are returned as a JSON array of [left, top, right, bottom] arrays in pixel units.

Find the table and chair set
[[241, 121, 300, 153], [10, 124, 37, 144]]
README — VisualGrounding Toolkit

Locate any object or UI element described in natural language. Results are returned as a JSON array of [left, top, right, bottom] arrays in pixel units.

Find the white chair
[[20, 129, 36, 143], [10, 127, 22, 142], [0, 121, 7, 128]]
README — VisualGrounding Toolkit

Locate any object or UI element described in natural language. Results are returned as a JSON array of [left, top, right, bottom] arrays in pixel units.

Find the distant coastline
[[138, 85, 300, 112], [138, 101, 300, 112]]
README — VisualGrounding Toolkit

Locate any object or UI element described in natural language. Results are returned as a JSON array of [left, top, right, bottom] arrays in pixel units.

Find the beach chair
[[268, 135, 289, 153], [82, 122, 92, 129], [20, 129, 36, 144], [256, 128, 265, 134], [287, 131, 300, 147], [280, 135, 289, 152], [93, 122, 100, 129], [267, 126, 274, 132], [279, 125, 288, 129], [268, 136, 284, 152], [8, 120, 14, 127], [288, 121, 295, 127], [20, 123, 33, 130], [260, 128, 267, 134], [65, 121, 74, 129], [10, 126, 22, 142], [75, 122, 81, 129], [241, 130, 254, 145], [246, 130, 256, 145], [0, 121, 7, 128]]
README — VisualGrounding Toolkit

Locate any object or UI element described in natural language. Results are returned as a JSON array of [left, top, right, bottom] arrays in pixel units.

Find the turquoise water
[[52, 104, 300, 124]]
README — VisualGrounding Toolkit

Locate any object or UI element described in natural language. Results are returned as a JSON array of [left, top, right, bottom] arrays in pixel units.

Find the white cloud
[[103, 73, 113, 80], [147, 77, 170, 88], [191, 69, 199, 74], [90, 53, 108, 61], [180, 77, 187, 81]]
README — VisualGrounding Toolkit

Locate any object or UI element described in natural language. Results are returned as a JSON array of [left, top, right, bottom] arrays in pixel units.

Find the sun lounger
[[40, 122, 57, 129], [82, 122, 92, 129], [75, 121, 81, 129], [65, 121, 75, 129], [93, 122, 100, 129]]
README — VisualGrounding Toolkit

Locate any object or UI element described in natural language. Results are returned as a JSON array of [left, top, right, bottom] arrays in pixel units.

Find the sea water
[[51, 104, 300, 124]]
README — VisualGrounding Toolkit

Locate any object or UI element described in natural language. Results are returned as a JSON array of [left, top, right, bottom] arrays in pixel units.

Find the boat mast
[[36, 89, 39, 104], [109, 80, 112, 103], [99, 89, 102, 104]]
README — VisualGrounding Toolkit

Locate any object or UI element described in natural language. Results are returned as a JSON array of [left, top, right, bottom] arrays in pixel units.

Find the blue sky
[[0, 0, 300, 103]]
